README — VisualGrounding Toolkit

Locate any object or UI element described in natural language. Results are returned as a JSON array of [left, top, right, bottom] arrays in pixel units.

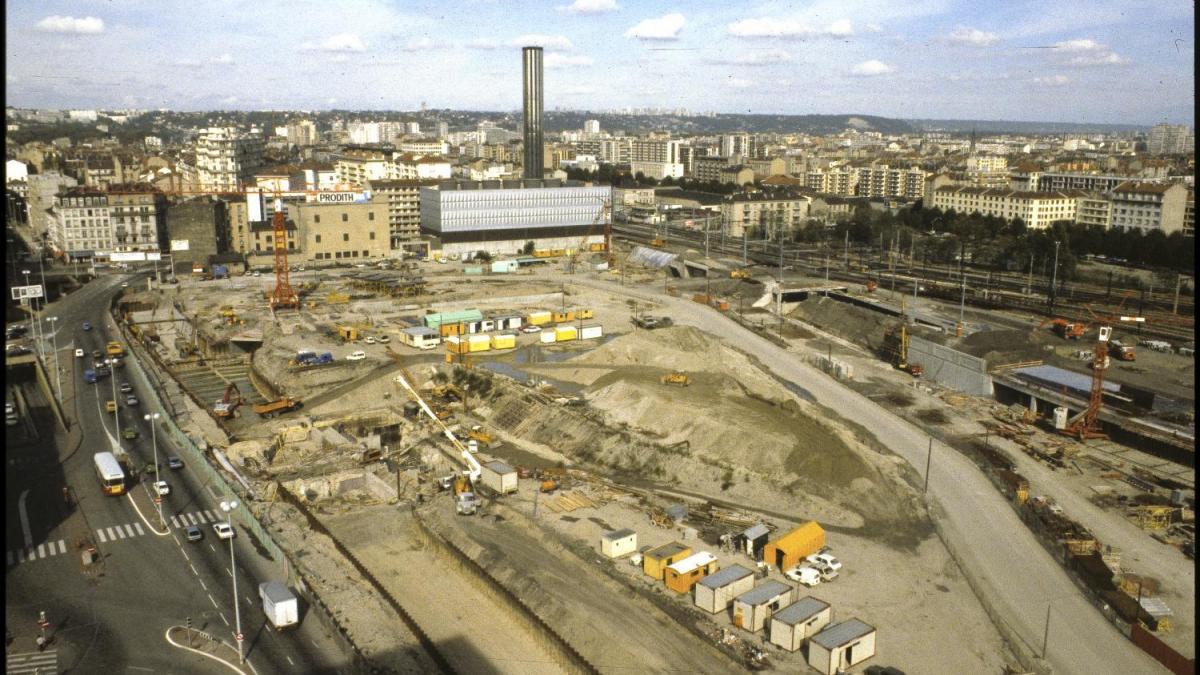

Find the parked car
[[185, 524, 203, 542], [5, 403, 13, 416], [810, 561, 839, 581], [125, 395, 139, 406], [75, 348, 85, 358], [152, 480, 170, 496], [92, 350, 103, 359], [213, 522, 236, 540], [167, 456, 184, 470], [105, 400, 117, 413], [377, 335, 390, 344], [119, 382, 133, 393], [346, 350, 367, 361], [82, 321, 92, 331], [122, 427, 139, 440], [809, 552, 842, 571], [521, 325, 541, 334], [784, 566, 822, 587], [364, 336, 376, 344]]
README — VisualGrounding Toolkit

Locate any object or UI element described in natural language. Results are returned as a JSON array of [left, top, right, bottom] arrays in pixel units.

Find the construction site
[[108, 226, 1193, 674]]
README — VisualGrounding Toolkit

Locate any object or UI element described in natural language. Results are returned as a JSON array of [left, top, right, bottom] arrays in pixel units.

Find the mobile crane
[[394, 370, 482, 515]]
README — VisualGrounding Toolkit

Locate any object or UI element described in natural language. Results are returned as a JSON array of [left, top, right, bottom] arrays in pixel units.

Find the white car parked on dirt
[[346, 350, 367, 361], [784, 566, 821, 587]]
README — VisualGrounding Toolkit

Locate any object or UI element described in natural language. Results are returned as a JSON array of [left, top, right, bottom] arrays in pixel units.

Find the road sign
[[11, 284, 44, 301], [154, 497, 162, 504], [235, 632, 244, 642]]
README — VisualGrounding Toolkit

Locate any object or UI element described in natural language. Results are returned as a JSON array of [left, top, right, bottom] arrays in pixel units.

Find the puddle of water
[[477, 360, 586, 396]]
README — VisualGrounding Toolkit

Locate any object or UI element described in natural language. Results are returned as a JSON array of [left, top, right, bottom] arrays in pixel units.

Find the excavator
[[212, 383, 244, 418], [394, 370, 482, 515], [883, 325, 923, 377]]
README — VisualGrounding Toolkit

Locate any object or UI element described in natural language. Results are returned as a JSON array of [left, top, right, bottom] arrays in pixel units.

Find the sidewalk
[[166, 625, 256, 674]]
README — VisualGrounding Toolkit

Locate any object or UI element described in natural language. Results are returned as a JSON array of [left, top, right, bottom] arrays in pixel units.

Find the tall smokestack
[[522, 46, 544, 179]]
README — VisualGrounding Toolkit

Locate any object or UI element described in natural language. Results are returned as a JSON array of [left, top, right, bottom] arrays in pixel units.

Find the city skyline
[[5, 0, 1194, 126]]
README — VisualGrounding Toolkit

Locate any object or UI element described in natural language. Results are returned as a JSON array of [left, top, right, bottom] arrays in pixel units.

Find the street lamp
[[46, 317, 61, 402], [1049, 240, 1061, 313], [219, 500, 244, 664], [105, 358, 120, 440], [144, 413, 162, 526], [20, 269, 43, 359]]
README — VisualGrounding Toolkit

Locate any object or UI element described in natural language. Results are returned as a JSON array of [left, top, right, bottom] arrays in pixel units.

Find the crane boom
[[393, 371, 481, 481]]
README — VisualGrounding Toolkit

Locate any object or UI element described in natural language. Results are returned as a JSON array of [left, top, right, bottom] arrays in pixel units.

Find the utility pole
[[1049, 240, 1060, 313], [1173, 273, 1182, 315], [923, 437, 933, 493], [844, 230, 849, 270], [742, 229, 747, 266], [959, 274, 966, 330], [1026, 253, 1034, 295]]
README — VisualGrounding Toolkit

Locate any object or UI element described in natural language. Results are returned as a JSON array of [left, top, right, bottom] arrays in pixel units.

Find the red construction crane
[[1061, 315, 1144, 441], [267, 196, 299, 310]]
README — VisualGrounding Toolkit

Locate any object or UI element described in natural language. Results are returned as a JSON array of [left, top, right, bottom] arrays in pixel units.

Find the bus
[[94, 452, 126, 495], [106, 341, 124, 357]]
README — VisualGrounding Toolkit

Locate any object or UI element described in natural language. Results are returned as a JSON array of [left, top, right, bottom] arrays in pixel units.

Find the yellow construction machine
[[661, 372, 690, 387]]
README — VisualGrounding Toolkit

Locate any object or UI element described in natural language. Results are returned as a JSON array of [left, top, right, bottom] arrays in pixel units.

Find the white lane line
[[123, 490, 170, 537], [134, 522, 145, 536], [114, 526, 127, 540], [37, 543, 46, 559], [108, 526, 121, 540], [207, 593, 218, 609], [189, 563, 199, 576], [226, 567, 232, 578], [96, 529, 108, 543], [124, 524, 136, 537], [170, 515, 181, 528], [244, 594, 253, 607], [203, 510, 217, 521], [209, 544, 216, 553], [286, 656, 295, 666], [57, 540, 66, 554], [199, 578, 208, 592], [194, 511, 208, 524], [18, 489, 33, 547], [220, 613, 230, 626]]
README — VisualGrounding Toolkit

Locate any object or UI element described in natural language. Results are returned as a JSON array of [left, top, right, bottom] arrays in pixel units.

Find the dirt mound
[[787, 296, 895, 350], [954, 328, 1046, 366]]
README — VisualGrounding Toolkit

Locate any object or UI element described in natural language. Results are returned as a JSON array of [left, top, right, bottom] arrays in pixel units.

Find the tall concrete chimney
[[522, 46, 544, 179]]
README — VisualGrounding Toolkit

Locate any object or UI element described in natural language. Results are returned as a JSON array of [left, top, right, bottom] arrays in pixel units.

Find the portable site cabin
[[540, 329, 556, 344], [490, 333, 516, 350], [480, 460, 517, 494], [770, 597, 832, 652], [732, 579, 793, 633], [554, 325, 577, 342], [424, 309, 483, 329], [807, 618, 876, 674], [491, 260, 519, 274], [694, 564, 755, 614], [526, 310, 553, 326], [494, 315, 523, 331], [738, 523, 771, 561], [580, 324, 603, 340], [763, 521, 826, 571], [401, 326, 441, 350], [664, 551, 719, 594], [600, 529, 638, 558], [642, 542, 692, 580]]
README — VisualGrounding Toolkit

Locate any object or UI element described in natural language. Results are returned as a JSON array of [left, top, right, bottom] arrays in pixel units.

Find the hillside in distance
[[542, 111, 915, 135]]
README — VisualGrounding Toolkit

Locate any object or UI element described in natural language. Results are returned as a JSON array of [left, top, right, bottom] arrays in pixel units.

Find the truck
[[252, 397, 302, 419], [1110, 340, 1136, 361], [84, 369, 97, 384], [106, 341, 124, 357], [258, 581, 299, 630], [290, 351, 334, 367]]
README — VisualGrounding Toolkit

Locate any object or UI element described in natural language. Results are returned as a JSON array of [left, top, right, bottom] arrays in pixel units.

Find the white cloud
[[851, 59, 894, 76], [545, 53, 594, 68], [510, 34, 574, 50], [948, 26, 999, 47], [728, 17, 852, 38], [173, 59, 203, 68], [561, 85, 597, 95], [1051, 38, 1102, 51], [1068, 51, 1129, 66], [330, 54, 350, 63], [865, 23, 883, 33], [211, 54, 235, 65], [220, 96, 239, 105], [35, 15, 104, 34], [711, 50, 793, 66], [300, 33, 367, 53], [401, 37, 444, 51], [558, 0, 619, 14], [625, 13, 685, 40], [465, 38, 499, 50], [1033, 75, 1070, 86], [726, 77, 755, 89], [326, 98, 338, 105]]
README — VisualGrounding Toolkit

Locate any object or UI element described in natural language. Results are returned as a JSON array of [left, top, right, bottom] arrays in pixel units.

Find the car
[[810, 552, 842, 571], [92, 350, 103, 359], [6, 414, 18, 427], [122, 427, 139, 440], [810, 561, 839, 581], [184, 524, 203, 542], [167, 456, 184, 470], [120, 282, 129, 288], [213, 522, 236, 540], [521, 325, 541, 334], [364, 336, 376, 344], [353, 263, 367, 268], [6, 345, 32, 357], [82, 321, 92, 331], [346, 350, 366, 361], [252, 271, 261, 277], [75, 348, 85, 358], [377, 335, 390, 344], [125, 395, 139, 406], [119, 382, 133, 393], [784, 566, 822, 587], [4, 403, 13, 416], [105, 400, 117, 413], [152, 480, 170, 496]]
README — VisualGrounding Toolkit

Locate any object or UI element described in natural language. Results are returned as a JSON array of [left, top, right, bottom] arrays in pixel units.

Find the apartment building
[[391, 153, 452, 181], [694, 155, 734, 182], [108, 184, 166, 252], [1075, 195, 1113, 229], [53, 187, 112, 255], [930, 186, 1082, 229], [286, 120, 319, 147], [851, 164, 926, 200], [398, 140, 449, 155], [194, 127, 265, 190], [165, 197, 230, 273], [806, 167, 857, 196], [1147, 123, 1193, 155], [1184, 199, 1194, 237], [1108, 182, 1189, 235], [720, 192, 812, 238], [365, 178, 438, 248], [291, 198, 390, 263], [335, 148, 391, 187]]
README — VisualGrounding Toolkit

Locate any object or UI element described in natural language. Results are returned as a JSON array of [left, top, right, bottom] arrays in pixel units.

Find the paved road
[[567, 273, 1165, 675], [5, 271, 347, 674]]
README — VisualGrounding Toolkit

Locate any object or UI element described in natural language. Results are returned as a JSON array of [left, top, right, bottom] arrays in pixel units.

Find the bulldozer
[[467, 426, 495, 446], [730, 269, 751, 279], [661, 372, 690, 387]]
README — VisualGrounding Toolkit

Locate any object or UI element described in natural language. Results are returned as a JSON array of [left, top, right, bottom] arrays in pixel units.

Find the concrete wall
[[908, 335, 993, 396]]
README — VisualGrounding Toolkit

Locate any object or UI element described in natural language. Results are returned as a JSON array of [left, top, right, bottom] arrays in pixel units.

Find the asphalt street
[[568, 273, 1165, 675], [6, 271, 347, 674]]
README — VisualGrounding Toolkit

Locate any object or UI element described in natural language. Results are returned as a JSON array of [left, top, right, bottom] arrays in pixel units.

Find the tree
[[473, 250, 493, 263], [523, 240, 535, 255]]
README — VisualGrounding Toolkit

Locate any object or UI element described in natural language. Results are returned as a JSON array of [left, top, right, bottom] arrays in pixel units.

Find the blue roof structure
[[1012, 364, 1120, 396]]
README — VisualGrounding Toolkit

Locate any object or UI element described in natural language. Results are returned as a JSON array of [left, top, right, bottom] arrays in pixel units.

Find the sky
[[5, 0, 1194, 125]]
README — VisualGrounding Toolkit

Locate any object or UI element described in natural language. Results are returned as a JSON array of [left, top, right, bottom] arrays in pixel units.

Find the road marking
[[96, 528, 108, 543], [36, 543, 45, 559], [171, 515, 181, 528], [220, 612, 230, 626], [189, 563, 199, 576], [199, 578, 208, 592], [204, 509, 217, 521], [207, 593, 218, 609], [134, 522, 146, 536], [194, 511, 208, 524], [186, 513, 197, 525], [287, 656, 295, 666], [245, 594, 253, 607], [5, 648, 58, 674], [113, 526, 126, 540], [124, 524, 136, 537], [57, 540, 66, 554], [18, 489, 33, 547]]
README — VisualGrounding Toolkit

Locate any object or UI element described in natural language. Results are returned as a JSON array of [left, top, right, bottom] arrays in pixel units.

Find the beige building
[[194, 127, 265, 190], [108, 184, 166, 252], [1075, 195, 1113, 229], [227, 200, 251, 255], [53, 187, 111, 255], [806, 167, 857, 196], [366, 178, 438, 249], [721, 192, 812, 238], [930, 186, 1082, 229], [719, 165, 756, 186], [292, 198, 390, 264], [1108, 182, 1190, 235], [693, 155, 733, 182], [335, 148, 390, 187]]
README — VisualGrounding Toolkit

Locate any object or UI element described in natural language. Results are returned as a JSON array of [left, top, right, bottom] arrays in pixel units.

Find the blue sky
[[5, 0, 1194, 125]]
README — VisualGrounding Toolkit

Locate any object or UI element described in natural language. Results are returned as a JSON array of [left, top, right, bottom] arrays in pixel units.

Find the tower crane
[[1061, 315, 1144, 441]]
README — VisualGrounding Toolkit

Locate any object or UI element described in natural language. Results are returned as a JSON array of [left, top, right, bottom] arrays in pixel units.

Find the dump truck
[[253, 397, 302, 419], [1110, 340, 1136, 361], [467, 426, 494, 445], [730, 269, 751, 279], [661, 372, 690, 387], [258, 581, 299, 630], [454, 475, 478, 515]]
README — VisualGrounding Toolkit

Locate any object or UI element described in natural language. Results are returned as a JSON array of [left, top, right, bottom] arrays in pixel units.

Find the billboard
[[10, 284, 44, 300], [312, 191, 371, 205], [110, 251, 147, 262], [171, 239, 190, 251]]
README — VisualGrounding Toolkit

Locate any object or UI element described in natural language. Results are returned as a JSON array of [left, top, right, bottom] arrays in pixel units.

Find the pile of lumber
[[542, 491, 598, 513]]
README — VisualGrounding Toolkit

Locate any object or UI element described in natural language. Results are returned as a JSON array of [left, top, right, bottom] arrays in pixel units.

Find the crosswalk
[[6, 540, 68, 568], [93, 521, 147, 543], [169, 509, 220, 529], [6, 649, 57, 674]]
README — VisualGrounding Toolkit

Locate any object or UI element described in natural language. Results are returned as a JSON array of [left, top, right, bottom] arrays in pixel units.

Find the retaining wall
[[909, 335, 993, 396]]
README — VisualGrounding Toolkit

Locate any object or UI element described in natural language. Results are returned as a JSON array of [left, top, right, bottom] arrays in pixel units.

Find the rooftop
[[810, 618, 875, 649], [665, 551, 717, 575], [645, 541, 690, 560], [601, 528, 636, 541], [772, 597, 831, 625], [734, 579, 792, 605], [696, 564, 754, 589], [482, 460, 515, 474]]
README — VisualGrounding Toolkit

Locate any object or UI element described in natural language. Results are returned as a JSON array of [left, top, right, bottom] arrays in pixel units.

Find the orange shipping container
[[763, 521, 825, 571]]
